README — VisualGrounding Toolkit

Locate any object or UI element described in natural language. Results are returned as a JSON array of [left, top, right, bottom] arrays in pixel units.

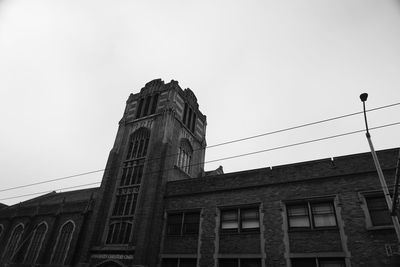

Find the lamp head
[[360, 93, 368, 102]]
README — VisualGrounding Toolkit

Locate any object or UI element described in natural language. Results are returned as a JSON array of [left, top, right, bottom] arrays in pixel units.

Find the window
[[287, 202, 337, 229], [291, 258, 345, 267], [51, 221, 74, 264], [167, 211, 200, 235], [136, 93, 159, 119], [106, 128, 150, 244], [24, 222, 48, 264], [365, 195, 392, 226], [182, 103, 196, 133], [162, 258, 197, 267], [106, 221, 132, 244], [3, 223, 24, 262], [220, 207, 260, 233], [176, 139, 193, 174], [219, 258, 261, 267], [112, 187, 139, 216]]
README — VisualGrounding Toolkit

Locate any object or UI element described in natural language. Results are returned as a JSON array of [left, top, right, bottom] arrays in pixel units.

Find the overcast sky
[[1, 0, 399, 205]]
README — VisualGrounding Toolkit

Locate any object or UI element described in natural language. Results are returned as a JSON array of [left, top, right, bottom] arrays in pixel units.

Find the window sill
[[220, 230, 260, 235], [166, 234, 199, 237], [173, 165, 192, 178], [366, 225, 394, 231], [288, 227, 339, 233]]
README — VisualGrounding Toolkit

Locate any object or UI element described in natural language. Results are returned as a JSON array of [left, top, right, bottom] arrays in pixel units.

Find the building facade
[[0, 79, 399, 267]]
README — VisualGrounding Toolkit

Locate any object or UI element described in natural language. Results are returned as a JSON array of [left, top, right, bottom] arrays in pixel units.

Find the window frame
[[361, 192, 393, 229], [50, 220, 75, 265], [3, 223, 24, 262], [135, 93, 159, 119], [286, 201, 338, 230], [182, 103, 197, 134], [162, 257, 197, 267], [220, 206, 260, 234], [291, 257, 346, 267], [105, 220, 133, 245], [23, 221, 48, 264], [166, 211, 201, 236], [218, 258, 262, 267]]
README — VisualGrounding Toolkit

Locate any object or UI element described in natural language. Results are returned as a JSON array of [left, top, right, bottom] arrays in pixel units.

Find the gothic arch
[[2, 223, 24, 262], [24, 221, 48, 264], [50, 220, 75, 265]]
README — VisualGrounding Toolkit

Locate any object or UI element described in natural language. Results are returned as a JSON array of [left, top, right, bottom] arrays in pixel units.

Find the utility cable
[[0, 182, 101, 201], [1, 121, 399, 201], [1, 102, 399, 193]]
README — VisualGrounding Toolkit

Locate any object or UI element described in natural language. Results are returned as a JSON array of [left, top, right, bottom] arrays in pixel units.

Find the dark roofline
[[8, 187, 100, 208], [180, 147, 399, 182]]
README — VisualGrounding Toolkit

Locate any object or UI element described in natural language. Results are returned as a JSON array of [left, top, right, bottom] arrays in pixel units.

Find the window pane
[[241, 208, 259, 230], [319, 259, 345, 267], [366, 197, 392, 226], [183, 213, 200, 234], [222, 210, 238, 221], [180, 258, 197, 267], [370, 210, 392, 226], [241, 208, 259, 219], [288, 205, 308, 216], [162, 258, 178, 267], [221, 210, 238, 230], [221, 221, 239, 230], [312, 203, 334, 214], [219, 259, 238, 267], [291, 258, 317, 267], [167, 214, 183, 235], [312, 203, 336, 227], [313, 214, 336, 227], [241, 259, 261, 267], [288, 205, 310, 228]]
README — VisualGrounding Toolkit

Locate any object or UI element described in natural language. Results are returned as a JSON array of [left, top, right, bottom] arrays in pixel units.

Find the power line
[[1, 102, 399, 193], [1, 121, 399, 201], [0, 169, 105, 193], [0, 182, 101, 201], [206, 102, 400, 149]]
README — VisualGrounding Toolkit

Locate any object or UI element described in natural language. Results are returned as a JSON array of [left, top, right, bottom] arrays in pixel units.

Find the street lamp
[[359, 93, 400, 243]]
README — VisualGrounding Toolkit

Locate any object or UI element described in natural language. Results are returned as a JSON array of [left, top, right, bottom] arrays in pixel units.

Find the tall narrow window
[[176, 139, 193, 174], [3, 224, 24, 262], [51, 221, 75, 265], [182, 103, 196, 134], [106, 221, 132, 244], [136, 94, 159, 119], [24, 222, 48, 264], [107, 128, 150, 245]]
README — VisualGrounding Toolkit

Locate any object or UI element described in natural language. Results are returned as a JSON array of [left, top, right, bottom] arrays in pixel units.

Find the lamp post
[[360, 93, 400, 243]]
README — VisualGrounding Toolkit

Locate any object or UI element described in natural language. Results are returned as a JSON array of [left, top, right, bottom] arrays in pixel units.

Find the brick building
[[0, 79, 399, 267]]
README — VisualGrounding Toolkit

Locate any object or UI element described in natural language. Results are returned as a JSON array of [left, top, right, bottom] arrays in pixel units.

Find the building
[[0, 79, 399, 267]]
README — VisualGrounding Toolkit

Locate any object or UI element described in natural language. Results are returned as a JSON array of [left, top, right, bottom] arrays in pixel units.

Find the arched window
[[105, 221, 133, 244], [24, 222, 48, 264], [125, 128, 151, 160], [3, 223, 24, 262], [50, 221, 75, 265], [177, 139, 193, 174]]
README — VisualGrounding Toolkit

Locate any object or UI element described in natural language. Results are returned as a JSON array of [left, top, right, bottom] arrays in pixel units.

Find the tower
[[82, 79, 207, 266]]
